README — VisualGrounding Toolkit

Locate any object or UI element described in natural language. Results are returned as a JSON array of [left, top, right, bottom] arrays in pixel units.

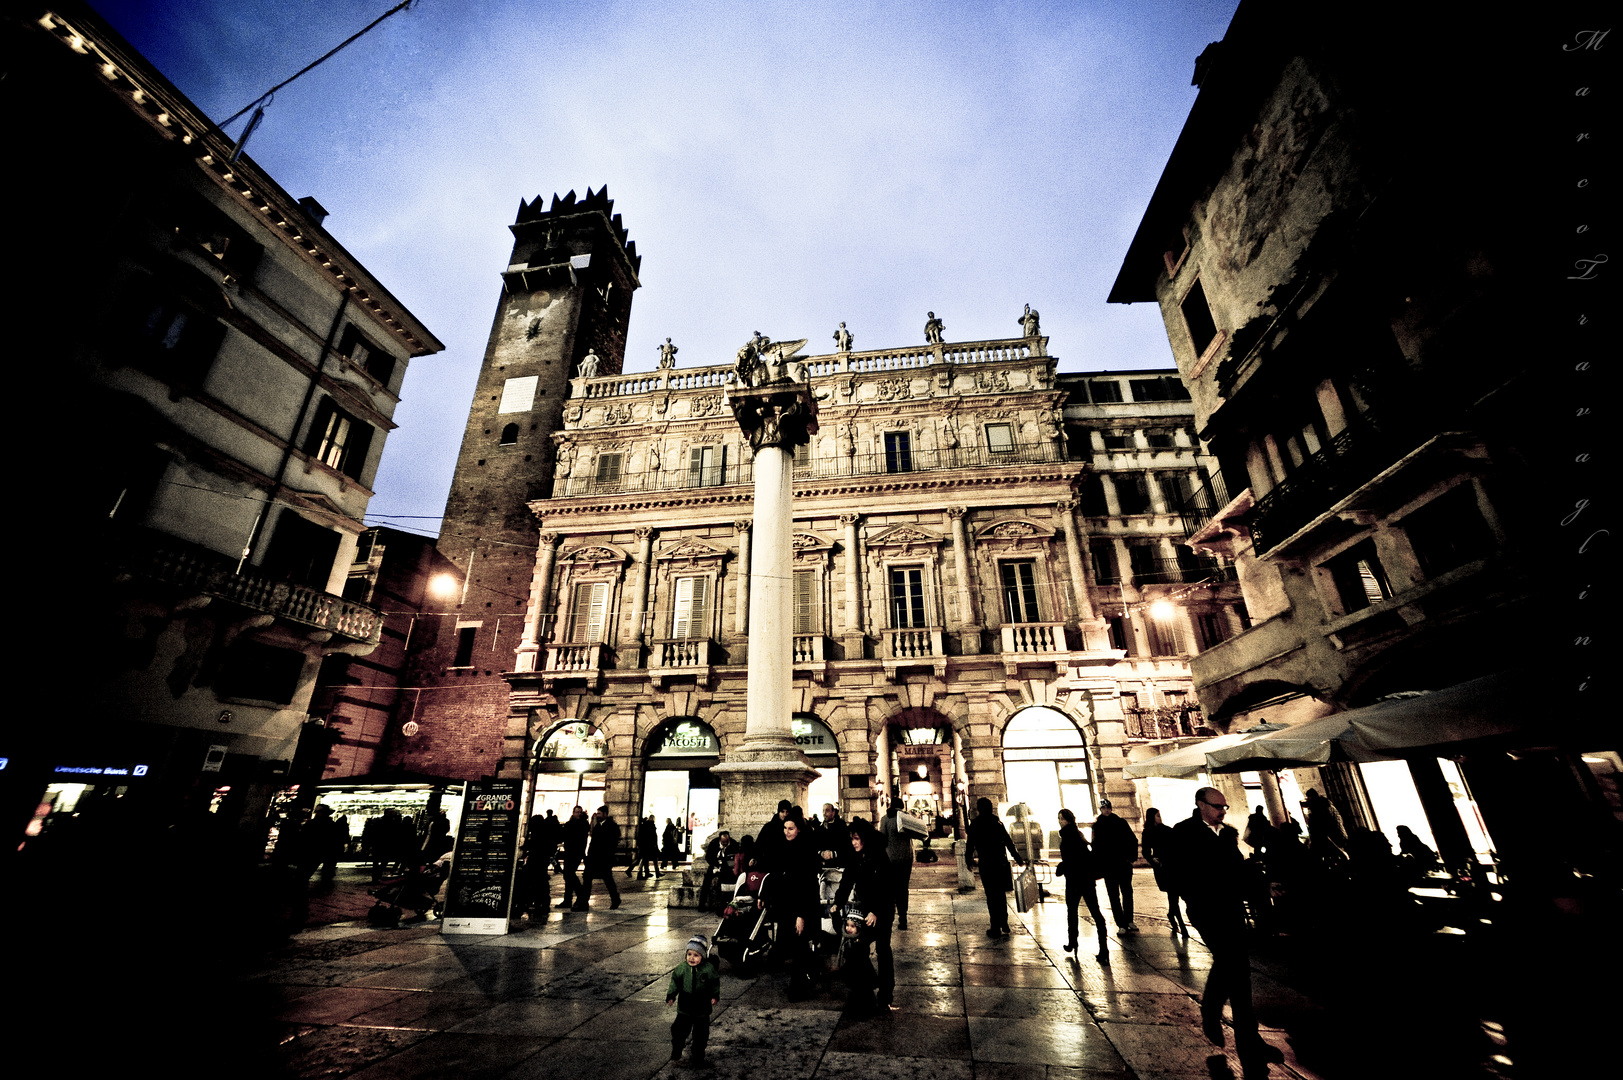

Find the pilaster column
[[946, 506, 980, 655], [1145, 472, 1169, 515], [734, 520, 752, 635], [1098, 473, 1123, 516], [1056, 499, 1097, 623], [629, 527, 655, 651], [515, 531, 560, 672], [841, 512, 863, 654]]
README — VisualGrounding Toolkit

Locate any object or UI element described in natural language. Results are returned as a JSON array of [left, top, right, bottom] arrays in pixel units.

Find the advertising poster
[[441, 779, 522, 935]]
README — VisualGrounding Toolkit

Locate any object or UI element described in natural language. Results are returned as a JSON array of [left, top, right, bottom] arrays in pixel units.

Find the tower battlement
[[512, 186, 639, 275]]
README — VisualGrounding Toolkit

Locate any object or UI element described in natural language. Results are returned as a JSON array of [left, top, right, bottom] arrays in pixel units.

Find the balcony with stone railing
[[650, 637, 718, 687], [541, 641, 610, 684], [133, 534, 382, 646], [882, 626, 946, 678], [998, 621, 1068, 675]]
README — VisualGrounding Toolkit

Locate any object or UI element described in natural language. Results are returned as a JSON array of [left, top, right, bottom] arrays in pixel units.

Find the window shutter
[[571, 582, 607, 642], [595, 453, 622, 484], [343, 419, 374, 479], [688, 446, 705, 486], [673, 576, 708, 639], [793, 570, 817, 634]]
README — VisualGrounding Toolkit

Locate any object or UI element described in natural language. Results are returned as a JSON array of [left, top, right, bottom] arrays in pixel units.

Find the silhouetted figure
[[577, 806, 622, 910], [1093, 799, 1139, 931], [557, 805, 590, 908], [1140, 807, 1188, 935], [1057, 808, 1109, 960], [833, 817, 896, 1012], [964, 797, 1024, 936]]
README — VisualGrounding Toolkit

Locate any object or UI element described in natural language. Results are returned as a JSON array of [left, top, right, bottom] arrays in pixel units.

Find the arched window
[[1001, 706, 1094, 853], [500, 423, 520, 445]]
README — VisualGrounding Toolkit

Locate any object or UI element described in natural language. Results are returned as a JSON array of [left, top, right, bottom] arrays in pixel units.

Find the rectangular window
[[671, 576, 710, 639], [594, 452, 623, 489], [1090, 540, 1119, 585], [793, 570, 818, 634], [1403, 484, 1496, 579], [1144, 431, 1177, 449], [111, 277, 228, 386], [570, 582, 608, 642], [1145, 616, 1185, 657], [499, 375, 540, 414], [1181, 278, 1219, 356], [1130, 377, 1192, 403], [1102, 433, 1133, 452], [1115, 473, 1152, 514], [1127, 541, 1159, 584], [453, 624, 479, 666], [1106, 615, 1133, 654], [985, 423, 1015, 454], [305, 398, 374, 479], [261, 511, 341, 587], [888, 567, 927, 628], [1325, 540, 1393, 613], [688, 444, 725, 486], [792, 440, 811, 476], [1064, 425, 1092, 461], [1000, 561, 1041, 623], [1195, 611, 1229, 650], [1078, 475, 1109, 516], [884, 432, 913, 473], [341, 326, 395, 388], [1087, 378, 1123, 403]]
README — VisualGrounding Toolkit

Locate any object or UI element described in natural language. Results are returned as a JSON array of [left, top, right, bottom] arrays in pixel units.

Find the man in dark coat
[[755, 799, 792, 865], [1170, 787, 1280, 1072], [576, 805, 622, 910], [1093, 799, 1139, 931], [557, 805, 590, 909], [964, 797, 1024, 936]]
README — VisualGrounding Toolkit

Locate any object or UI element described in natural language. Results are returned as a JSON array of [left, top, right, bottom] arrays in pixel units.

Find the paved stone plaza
[[262, 870, 1317, 1080]]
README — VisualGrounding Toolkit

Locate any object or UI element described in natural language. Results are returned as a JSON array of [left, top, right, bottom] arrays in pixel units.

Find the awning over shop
[[1203, 712, 1397, 772], [1344, 671, 1536, 752], [1122, 724, 1285, 779]]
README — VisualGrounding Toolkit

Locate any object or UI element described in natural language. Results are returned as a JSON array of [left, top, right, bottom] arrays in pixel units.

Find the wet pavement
[[252, 866, 1331, 1080]]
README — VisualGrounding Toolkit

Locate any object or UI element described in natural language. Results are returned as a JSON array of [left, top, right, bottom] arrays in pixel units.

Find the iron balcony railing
[[134, 535, 383, 646], [1174, 470, 1233, 540], [554, 441, 1069, 497], [1248, 419, 1415, 553]]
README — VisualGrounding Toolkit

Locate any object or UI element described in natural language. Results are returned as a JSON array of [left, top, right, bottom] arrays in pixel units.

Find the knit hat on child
[[686, 934, 709, 955]]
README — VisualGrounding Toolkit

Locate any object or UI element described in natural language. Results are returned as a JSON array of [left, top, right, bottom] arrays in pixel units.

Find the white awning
[[1344, 672, 1534, 752], [1122, 724, 1285, 779], [1203, 711, 1397, 772]]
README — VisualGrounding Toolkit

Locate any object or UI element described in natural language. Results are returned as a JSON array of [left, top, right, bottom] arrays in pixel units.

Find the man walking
[[576, 806, 622, 910], [557, 805, 590, 909], [1170, 786, 1280, 1073], [879, 796, 915, 930], [1093, 799, 1139, 932]]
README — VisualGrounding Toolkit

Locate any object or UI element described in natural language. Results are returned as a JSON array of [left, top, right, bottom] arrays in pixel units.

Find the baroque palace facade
[[391, 190, 1244, 842]]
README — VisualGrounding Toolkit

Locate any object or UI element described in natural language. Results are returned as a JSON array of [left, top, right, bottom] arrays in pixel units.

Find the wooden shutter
[[793, 570, 817, 634], [571, 582, 607, 642], [672, 576, 709, 639]]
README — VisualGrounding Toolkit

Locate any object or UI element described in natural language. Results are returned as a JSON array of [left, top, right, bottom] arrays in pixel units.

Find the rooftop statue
[[833, 322, 853, 353], [657, 337, 679, 369], [924, 311, 945, 344], [578, 350, 601, 379], [1018, 304, 1041, 338]]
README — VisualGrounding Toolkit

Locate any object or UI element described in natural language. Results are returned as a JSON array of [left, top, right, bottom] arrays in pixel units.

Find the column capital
[[538, 531, 561, 548], [734, 519, 753, 534], [1055, 498, 1076, 515], [633, 526, 655, 542], [946, 506, 968, 521], [839, 512, 861, 527]]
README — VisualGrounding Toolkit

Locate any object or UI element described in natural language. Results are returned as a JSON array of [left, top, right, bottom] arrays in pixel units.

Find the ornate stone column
[[946, 506, 981, 654], [627, 526, 655, 664], [1057, 499, 1106, 648], [514, 531, 560, 673], [840, 513, 863, 657], [711, 351, 820, 837], [734, 520, 752, 636]]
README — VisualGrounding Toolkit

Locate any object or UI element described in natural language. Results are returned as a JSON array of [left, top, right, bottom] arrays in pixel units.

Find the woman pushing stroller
[[832, 816, 896, 1014]]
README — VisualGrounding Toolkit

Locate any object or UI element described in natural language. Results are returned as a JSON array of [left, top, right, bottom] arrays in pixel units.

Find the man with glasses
[[1170, 787, 1281, 1074]]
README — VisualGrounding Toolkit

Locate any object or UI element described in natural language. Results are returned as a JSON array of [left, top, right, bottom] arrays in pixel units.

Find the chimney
[[297, 196, 330, 227]]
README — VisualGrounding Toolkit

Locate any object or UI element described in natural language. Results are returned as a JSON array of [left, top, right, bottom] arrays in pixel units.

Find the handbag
[[1013, 865, 1040, 913]]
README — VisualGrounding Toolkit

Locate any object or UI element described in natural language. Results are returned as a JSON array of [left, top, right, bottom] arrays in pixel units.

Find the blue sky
[[90, 0, 1240, 533]]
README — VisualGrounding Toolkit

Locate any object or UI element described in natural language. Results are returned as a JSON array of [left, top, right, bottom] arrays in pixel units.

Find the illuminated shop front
[[640, 719, 719, 848], [531, 721, 609, 818], [1001, 705, 1097, 853]]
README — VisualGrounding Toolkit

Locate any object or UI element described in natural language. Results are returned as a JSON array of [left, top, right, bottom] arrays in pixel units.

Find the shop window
[[217, 641, 305, 704], [1325, 539, 1394, 613], [888, 567, 928, 628], [453, 623, 480, 667], [986, 423, 1015, 454], [884, 431, 913, 473], [1181, 277, 1219, 356], [1402, 484, 1496, 578], [793, 569, 819, 634], [671, 576, 710, 639], [1000, 560, 1041, 623], [570, 582, 609, 642], [305, 398, 373, 479], [688, 445, 725, 487], [500, 423, 520, 445]]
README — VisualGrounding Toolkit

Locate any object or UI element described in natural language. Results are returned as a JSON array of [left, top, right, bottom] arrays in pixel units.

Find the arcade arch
[[1001, 706, 1096, 852]]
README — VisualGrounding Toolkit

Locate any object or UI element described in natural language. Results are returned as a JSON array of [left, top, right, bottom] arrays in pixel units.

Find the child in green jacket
[[666, 933, 721, 1066]]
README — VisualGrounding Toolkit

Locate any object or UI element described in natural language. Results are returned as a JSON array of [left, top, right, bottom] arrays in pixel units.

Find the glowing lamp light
[[1150, 600, 1177, 621], [427, 573, 460, 600]]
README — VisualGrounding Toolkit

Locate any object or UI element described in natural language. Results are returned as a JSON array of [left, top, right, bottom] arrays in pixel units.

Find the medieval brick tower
[[391, 188, 640, 781]]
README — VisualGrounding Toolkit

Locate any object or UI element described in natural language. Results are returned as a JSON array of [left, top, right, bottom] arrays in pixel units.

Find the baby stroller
[[368, 855, 449, 927], [713, 870, 774, 975]]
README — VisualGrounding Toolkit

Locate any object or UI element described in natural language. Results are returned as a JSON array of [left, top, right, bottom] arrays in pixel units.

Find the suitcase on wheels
[[1013, 866, 1040, 913]]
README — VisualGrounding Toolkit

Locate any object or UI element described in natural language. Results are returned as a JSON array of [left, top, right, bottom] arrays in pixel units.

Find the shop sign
[[537, 723, 608, 772], [649, 721, 718, 758], [441, 778, 521, 936], [51, 763, 150, 778]]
